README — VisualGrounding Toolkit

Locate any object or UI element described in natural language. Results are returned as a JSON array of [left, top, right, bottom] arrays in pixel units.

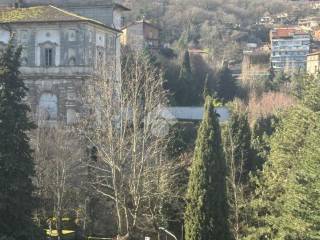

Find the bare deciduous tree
[[31, 123, 84, 238], [225, 128, 245, 240], [79, 51, 177, 239]]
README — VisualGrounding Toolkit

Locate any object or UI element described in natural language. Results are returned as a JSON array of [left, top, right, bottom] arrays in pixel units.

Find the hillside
[[121, 0, 317, 63]]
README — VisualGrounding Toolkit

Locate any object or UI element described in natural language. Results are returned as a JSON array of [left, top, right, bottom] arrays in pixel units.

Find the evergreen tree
[[176, 50, 193, 105], [203, 73, 210, 100], [245, 75, 320, 239], [245, 106, 319, 239], [301, 74, 320, 112], [251, 115, 278, 171], [269, 71, 289, 91], [223, 110, 252, 240], [224, 111, 253, 180], [216, 65, 237, 103], [0, 40, 37, 239], [293, 125, 320, 239], [177, 30, 189, 52], [185, 96, 230, 240]]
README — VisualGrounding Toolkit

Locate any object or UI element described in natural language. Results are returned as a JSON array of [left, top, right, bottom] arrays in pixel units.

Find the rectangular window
[[98, 50, 104, 62], [45, 48, 53, 67]]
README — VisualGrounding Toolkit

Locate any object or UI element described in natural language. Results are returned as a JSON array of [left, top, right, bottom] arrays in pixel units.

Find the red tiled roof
[[271, 28, 308, 39]]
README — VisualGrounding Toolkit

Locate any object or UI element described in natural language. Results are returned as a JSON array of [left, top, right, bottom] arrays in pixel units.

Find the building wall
[[271, 34, 310, 71], [125, 23, 144, 50], [307, 53, 320, 75], [66, 6, 114, 27], [143, 24, 160, 48], [0, 21, 118, 124], [121, 23, 160, 51], [120, 28, 128, 46], [241, 52, 270, 88], [0, 0, 16, 7], [314, 29, 320, 41], [113, 9, 123, 30]]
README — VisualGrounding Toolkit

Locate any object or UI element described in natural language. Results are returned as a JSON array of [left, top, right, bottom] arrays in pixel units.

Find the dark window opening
[[45, 48, 53, 67], [98, 51, 103, 62]]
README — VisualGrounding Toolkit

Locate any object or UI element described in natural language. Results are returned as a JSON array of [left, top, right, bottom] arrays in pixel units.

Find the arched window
[[68, 48, 76, 66], [68, 57, 76, 66], [38, 93, 58, 121], [68, 29, 77, 41], [39, 42, 57, 67]]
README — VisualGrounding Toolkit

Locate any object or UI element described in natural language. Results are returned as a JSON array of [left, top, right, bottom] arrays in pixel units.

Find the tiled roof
[[22, 0, 129, 10], [23, 0, 105, 5], [114, 3, 130, 11], [122, 20, 161, 30], [271, 28, 308, 39], [307, 51, 320, 56], [0, 5, 120, 32]]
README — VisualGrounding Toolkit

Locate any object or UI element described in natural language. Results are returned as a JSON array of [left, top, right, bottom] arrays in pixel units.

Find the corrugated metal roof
[[161, 107, 229, 122]]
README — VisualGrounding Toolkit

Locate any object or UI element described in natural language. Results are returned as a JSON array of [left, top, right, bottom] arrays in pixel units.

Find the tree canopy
[[245, 75, 320, 239], [185, 96, 230, 240], [0, 40, 38, 239]]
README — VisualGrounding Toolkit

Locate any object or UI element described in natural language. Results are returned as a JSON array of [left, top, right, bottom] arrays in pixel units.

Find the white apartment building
[[271, 28, 310, 71]]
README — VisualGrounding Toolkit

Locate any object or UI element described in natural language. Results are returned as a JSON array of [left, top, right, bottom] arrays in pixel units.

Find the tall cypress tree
[[223, 110, 253, 239], [216, 65, 237, 103], [224, 111, 253, 181], [185, 96, 230, 240], [251, 115, 278, 171], [203, 73, 210, 101], [0, 40, 37, 239], [176, 50, 193, 105]]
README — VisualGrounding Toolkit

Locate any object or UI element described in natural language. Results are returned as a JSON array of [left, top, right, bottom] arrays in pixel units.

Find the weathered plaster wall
[[126, 23, 144, 50], [67, 6, 114, 27]]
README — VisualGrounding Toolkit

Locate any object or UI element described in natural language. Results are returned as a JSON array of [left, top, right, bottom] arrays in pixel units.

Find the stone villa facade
[[0, 0, 128, 124]]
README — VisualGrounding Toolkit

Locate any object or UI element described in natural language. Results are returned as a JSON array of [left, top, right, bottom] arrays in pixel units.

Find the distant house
[[270, 28, 310, 71], [259, 11, 274, 25], [310, 1, 320, 9], [313, 28, 320, 41], [307, 51, 320, 75], [260, 16, 273, 25], [241, 50, 271, 86], [120, 20, 161, 51], [298, 16, 320, 31], [273, 12, 290, 25]]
